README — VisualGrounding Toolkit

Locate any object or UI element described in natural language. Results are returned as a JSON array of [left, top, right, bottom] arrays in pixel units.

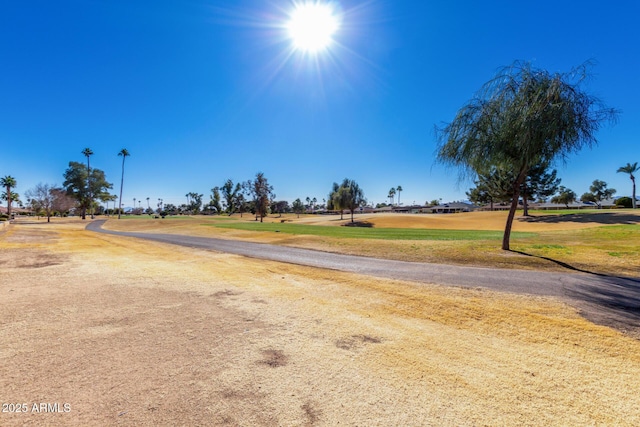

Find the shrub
[[615, 197, 633, 208]]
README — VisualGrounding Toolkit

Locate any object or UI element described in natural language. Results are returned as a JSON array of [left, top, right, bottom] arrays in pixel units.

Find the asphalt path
[[87, 220, 640, 338]]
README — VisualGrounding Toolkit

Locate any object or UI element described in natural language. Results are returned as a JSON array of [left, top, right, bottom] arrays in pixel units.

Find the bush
[[615, 197, 633, 208]]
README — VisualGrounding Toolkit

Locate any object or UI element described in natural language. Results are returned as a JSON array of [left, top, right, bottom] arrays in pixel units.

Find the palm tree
[[117, 148, 130, 219], [81, 148, 94, 219], [617, 162, 639, 209], [388, 187, 396, 205], [0, 175, 17, 218], [396, 185, 403, 205], [133, 197, 136, 214], [146, 197, 150, 212]]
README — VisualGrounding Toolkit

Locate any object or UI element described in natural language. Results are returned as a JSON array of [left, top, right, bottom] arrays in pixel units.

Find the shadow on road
[[566, 276, 640, 338]]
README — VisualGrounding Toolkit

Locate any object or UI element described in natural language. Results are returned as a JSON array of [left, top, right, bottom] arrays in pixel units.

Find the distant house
[[535, 201, 599, 210], [425, 202, 477, 214]]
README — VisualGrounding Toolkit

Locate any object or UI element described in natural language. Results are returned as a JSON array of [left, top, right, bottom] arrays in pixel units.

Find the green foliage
[[588, 179, 616, 207], [1, 175, 17, 217], [551, 186, 577, 207], [326, 182, 340, 211], [437, 61, 618, 249], [210, 187, 223, 214], [185, 192, 203, 214], [580, 192, 597, 203], [330, 178, 365, 222], [250, 172, 274, 222], [615, 197, 633, 208], [63, 161, 112, 219], [292, 198, 305, 217]]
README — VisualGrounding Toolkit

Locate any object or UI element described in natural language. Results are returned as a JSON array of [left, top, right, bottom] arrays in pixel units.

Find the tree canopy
[[331, 178, 365, 223], [63, 162, 112, 219], [437, 61, 618, 250], [250, 172, 274, 222]]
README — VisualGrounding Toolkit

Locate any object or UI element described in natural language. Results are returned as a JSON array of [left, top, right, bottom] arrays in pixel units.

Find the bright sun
[[287, 2, 340, 53]]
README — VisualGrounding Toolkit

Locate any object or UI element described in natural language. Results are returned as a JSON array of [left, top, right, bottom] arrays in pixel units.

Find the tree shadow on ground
[[517, 212, 640, 225], [342, 221, 374, 228], [509, 249, 613, 277], [512, 249, 640, 338], [566, 275, 640, 338]]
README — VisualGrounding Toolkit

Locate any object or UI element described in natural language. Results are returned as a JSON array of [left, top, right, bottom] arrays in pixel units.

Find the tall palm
[[396, 185, 403, 205], [0, 175, 17, 218], [617, 162, 639, 209], [146, 197, 150, 212], [82, 148, 94, 219], [388, 187, 396, 205], [117, 148, 130, 219]]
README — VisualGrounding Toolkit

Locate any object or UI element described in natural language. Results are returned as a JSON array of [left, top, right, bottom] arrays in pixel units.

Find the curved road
[[87, 220, 640, 337]]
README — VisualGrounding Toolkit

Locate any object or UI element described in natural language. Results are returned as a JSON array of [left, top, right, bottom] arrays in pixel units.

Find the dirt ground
[[2, 219, 640, 426]]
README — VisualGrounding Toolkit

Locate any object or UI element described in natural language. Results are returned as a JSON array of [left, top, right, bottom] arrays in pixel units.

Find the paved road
[[87, 220, 640, 337]]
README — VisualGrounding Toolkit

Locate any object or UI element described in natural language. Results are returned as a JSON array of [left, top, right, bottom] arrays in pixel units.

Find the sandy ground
[[2, 219, 640, 426]]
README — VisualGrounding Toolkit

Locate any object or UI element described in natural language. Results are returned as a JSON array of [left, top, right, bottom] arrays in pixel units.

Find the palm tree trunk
[[4, 185, 10, 218], [118, 158, 125, 219], [633, 177, 637, 209]]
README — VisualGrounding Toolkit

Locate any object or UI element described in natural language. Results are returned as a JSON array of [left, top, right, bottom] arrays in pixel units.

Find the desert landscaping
[[1, 211, 639, 426]]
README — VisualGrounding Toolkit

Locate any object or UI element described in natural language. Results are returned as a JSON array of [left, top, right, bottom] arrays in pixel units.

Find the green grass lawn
[[208, 221, 537, 241]]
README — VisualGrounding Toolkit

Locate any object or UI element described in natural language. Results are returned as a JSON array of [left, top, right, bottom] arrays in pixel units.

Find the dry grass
[[1, 219, 640, 425], [103, 210, 640, 276]]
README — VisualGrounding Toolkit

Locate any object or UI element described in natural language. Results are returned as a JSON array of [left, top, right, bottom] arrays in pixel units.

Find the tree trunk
[[351, 209, 354, 223], [502, 171, 527, 251], [522, 183, 529, 216], [633, 177, 637, 209]]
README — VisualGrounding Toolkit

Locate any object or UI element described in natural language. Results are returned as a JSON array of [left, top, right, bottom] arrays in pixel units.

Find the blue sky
[[1, 0, 639, 209]]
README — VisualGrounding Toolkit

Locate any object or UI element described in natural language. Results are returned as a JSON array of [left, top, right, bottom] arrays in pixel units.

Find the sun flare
[[286, 2, 340, 53]]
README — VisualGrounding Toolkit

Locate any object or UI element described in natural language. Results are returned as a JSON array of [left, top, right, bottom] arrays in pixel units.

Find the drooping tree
[[0, 175, 17, 218], [117, 148, 130, 219], [396, 185, 403, 205], [617, 162, 639, 209], [388, 187, 396, 206], [437, 61, 618, 250], [342, 179, 366, 223]]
